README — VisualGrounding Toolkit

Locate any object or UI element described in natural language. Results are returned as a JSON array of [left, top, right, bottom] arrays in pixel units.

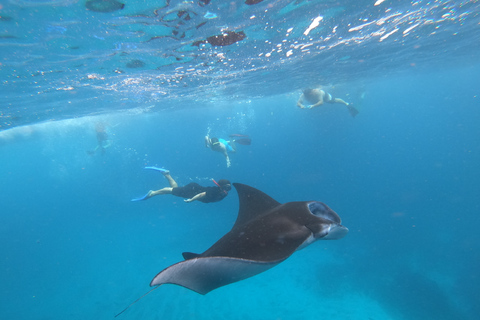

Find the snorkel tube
[[212, 178, 228, 195]]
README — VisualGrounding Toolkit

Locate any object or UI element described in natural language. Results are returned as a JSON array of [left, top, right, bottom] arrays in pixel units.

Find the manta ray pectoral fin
[[150, 257, 283, 295], [232, 183, 281, 227]]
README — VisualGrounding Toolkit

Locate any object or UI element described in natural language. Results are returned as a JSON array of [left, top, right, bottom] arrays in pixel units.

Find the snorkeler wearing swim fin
[[205, 134, 251, 167], [132, 167, 231, 203], [297, 87, 359, 117]]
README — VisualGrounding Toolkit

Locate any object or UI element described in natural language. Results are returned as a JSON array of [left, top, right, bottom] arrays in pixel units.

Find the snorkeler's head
[[303, 88, 314, 95], [217, 179, 232, 191]]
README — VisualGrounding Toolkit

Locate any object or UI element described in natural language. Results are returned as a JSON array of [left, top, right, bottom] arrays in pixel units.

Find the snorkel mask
[[212, 179, 230, 194]]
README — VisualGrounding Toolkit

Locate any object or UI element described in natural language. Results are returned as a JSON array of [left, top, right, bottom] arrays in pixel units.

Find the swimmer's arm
[[204, 136, 211, 148], [103, 140, 112, 148], [310, 97, 324, 108], [297, 94, 306, 108], [227, 140, 237, 152], [184, 192, 206, 203]]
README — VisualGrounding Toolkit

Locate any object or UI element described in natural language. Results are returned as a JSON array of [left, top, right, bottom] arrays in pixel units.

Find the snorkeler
[[131, 167, 231, 203], [87, 122, 112, 155], [205, 134, 251, 168], [297, 87, 359, 117]]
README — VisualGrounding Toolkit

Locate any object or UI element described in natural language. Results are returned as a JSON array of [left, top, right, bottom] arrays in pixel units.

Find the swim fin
[[347, 104, 359, 118], [233, 138, 251, 145], [131, 192, 150, 202], [145, 166, 169, 173], [229, 133, 249, 138]]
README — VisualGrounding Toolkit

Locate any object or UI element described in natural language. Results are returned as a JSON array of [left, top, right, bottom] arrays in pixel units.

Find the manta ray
[[116, 183, 348, 316]]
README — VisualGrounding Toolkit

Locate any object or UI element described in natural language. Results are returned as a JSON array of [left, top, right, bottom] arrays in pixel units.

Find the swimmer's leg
[[131, 187, 173, 201]]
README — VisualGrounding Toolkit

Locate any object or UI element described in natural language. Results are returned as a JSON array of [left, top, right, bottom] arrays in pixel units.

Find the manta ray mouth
[[308, 202, 342, 224], [323, 224, 349, 240], [305, 223, 349, 240]]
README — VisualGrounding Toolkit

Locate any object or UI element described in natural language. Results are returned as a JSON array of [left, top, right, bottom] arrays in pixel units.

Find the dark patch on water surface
[[193, 31, 246, 47], [198, 0, 211, 6], [196, 21, 207, 29], [245, 0, 264, 5], [207, 31, 246, 46], [177, 10, 191, 21], [126, 59, 145, 68], [85, 0, 125, 13], [0, 15, 13, 22]]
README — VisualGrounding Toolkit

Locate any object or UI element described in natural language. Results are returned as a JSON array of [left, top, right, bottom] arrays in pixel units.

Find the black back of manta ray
[[150, 183, 347, 294]]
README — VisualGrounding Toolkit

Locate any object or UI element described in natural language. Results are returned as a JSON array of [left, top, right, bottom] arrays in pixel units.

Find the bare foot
[[145, 190, 156, 199]]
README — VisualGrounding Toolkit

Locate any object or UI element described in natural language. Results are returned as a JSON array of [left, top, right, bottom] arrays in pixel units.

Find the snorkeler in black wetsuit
[[171, 181, 229, 203], [131, 167, 231, 203]]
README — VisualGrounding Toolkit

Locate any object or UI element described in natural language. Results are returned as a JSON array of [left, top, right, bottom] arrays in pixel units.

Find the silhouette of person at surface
[[297, 87, 359, 117], [131, 167, 231, 203], [87, 122, 112, 156], [205, 134, 251, 168]]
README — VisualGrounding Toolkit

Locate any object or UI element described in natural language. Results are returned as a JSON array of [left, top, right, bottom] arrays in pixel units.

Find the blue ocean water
[[1, 1, 480, 319]]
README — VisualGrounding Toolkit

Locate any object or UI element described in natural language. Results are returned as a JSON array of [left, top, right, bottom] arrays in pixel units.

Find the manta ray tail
[[114, 286, 160, 317]]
